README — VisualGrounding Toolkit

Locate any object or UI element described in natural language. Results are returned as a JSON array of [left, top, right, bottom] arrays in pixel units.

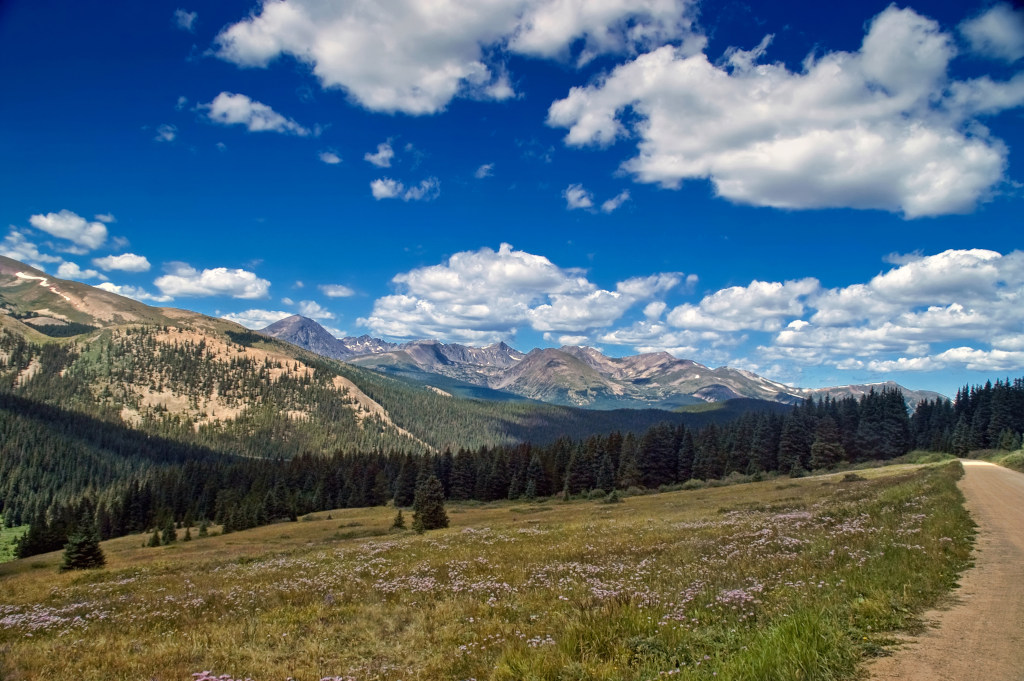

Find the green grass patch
[[0, 516, 29, 563], [970, 448, 1024, 474], [0, 463, 973, 680]]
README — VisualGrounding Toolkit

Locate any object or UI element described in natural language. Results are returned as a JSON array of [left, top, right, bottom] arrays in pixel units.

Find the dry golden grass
[[0, 464, 972, 681]]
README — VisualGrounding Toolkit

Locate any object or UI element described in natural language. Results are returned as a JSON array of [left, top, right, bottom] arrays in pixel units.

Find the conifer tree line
[[6, 378, 1023, 559]]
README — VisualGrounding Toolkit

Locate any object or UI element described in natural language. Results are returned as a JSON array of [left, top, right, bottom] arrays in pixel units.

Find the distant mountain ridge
[[260, 315, 944, 410]]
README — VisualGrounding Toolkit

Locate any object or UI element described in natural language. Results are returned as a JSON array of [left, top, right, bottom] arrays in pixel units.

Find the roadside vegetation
[[970, 448, 1024, 474], [0, 462, 972, 681]]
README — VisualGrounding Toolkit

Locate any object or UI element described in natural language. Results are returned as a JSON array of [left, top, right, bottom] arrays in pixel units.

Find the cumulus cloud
[[584, 248, 1024, 381], [318, 150, 342, 164], [0, 230, 62, 269], [563, 183, 594, 210], [28, 210, 107, 249], [360, 243, 679, 342], [474, 163, 494, 179], [667, 279, 820, 332], [92, 253, 151, 272], [95, 282, 173, 303], [214, 0, 698, 115], [174, 9, 197, 32], [94, 213, 116, 223], [370, 178, 403, 200], [56, 262, 103, 280], [320, 283, 355, 298], [154, 262, 271, 299], [364, 142, 395, 168], [548, 6, 1024, 218], [202, 92, 310, 136], [221, 309, 292, 329], [960, 3, 1024, 63], [297, 300, 335, 319], [371, 177, 440, 201], [752, 249, 1024, 373]]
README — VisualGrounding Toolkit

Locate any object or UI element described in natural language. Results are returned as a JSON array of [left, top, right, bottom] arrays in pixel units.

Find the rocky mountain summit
[[262, 315, 941, 410]]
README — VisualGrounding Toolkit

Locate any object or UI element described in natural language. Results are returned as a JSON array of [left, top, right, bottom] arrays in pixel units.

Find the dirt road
[[869, 460, 1024, 681]]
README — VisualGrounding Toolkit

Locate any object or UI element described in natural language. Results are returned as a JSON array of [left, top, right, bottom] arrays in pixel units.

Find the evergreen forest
[[7, 376, 1022, 559]]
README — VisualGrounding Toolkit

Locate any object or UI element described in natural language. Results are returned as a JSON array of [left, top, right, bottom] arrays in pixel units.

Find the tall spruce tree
[[60, 511, 105, 572], [412, 475, 449, 531]]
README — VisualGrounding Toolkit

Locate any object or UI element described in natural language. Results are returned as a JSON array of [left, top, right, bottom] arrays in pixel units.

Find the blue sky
[[1, 0, 1022, 398]]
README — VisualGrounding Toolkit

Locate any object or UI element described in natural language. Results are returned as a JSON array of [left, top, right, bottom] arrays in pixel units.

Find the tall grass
[[0, 463, 972, 680]]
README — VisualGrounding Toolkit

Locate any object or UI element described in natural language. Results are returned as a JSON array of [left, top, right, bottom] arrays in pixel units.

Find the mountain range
[[261, 314, 944, 411], [0, 255, 803, 457]]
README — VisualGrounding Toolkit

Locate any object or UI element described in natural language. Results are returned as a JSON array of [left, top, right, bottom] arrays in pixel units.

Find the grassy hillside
[[0, 462, 972, 680]]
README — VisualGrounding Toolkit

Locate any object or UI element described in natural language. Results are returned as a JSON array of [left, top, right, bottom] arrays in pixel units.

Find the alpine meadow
[[2, 0, 1024, 680]]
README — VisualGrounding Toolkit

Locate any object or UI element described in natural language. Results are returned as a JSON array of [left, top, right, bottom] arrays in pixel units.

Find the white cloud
[[174, 9, 197, 32], [221, 309, 292, 329], [370, 178, 403, 200], [154, 124, 177, 142], [548, 6, 1024, 218], [371, 177, 440, 201], [56, 262, 103, 281], [961, 3, 1024, 63], [94, 213, 115, 223], [175, 96, 188, 111], [214, 0, 698, 115], [751, 249, 1024, 370], [0, 230, 62, 268], [154, 262, 271, 299], [643, 301, 666, 320], [297, 300, 335, 319], [318, 150, 342, 164], [95, 282, 173, 303], [202, 92, 310, 136], [563, 183, 594, 210], [584, 248, 1024, 380], [320, 283, 355, 298], [360, 243, 678, 342], [364, 142, 395, 168], [868, 348, 1024, 373], [666, 278, 820, 332], [475, 163, 494, 179], [601, 190, 630, 213], [403, 178, 440, 201], [28, 210, 107, 249], [93, 253, 152, 272]]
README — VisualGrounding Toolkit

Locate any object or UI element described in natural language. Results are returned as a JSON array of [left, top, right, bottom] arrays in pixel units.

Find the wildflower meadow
[[0, 462, 972, 680]]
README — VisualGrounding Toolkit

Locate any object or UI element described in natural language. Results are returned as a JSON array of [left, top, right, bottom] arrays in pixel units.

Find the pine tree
[[393, 454, 419, 507], [147, 529, 161, 547], [392, 509, 406, 529], [809, 416, 845, 470], [411, 475, 449, 531], [59, 512, 105, 572]]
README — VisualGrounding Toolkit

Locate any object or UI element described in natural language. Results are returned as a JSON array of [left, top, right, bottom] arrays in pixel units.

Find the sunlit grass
[[971, 448, 1024, 474], [0, 463, 972, 680], [0, 515, 29, 563]]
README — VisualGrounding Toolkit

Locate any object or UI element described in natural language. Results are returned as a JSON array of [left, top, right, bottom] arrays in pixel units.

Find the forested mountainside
[[0, 257, 789, 456], [14, 377, 1020, 561]]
